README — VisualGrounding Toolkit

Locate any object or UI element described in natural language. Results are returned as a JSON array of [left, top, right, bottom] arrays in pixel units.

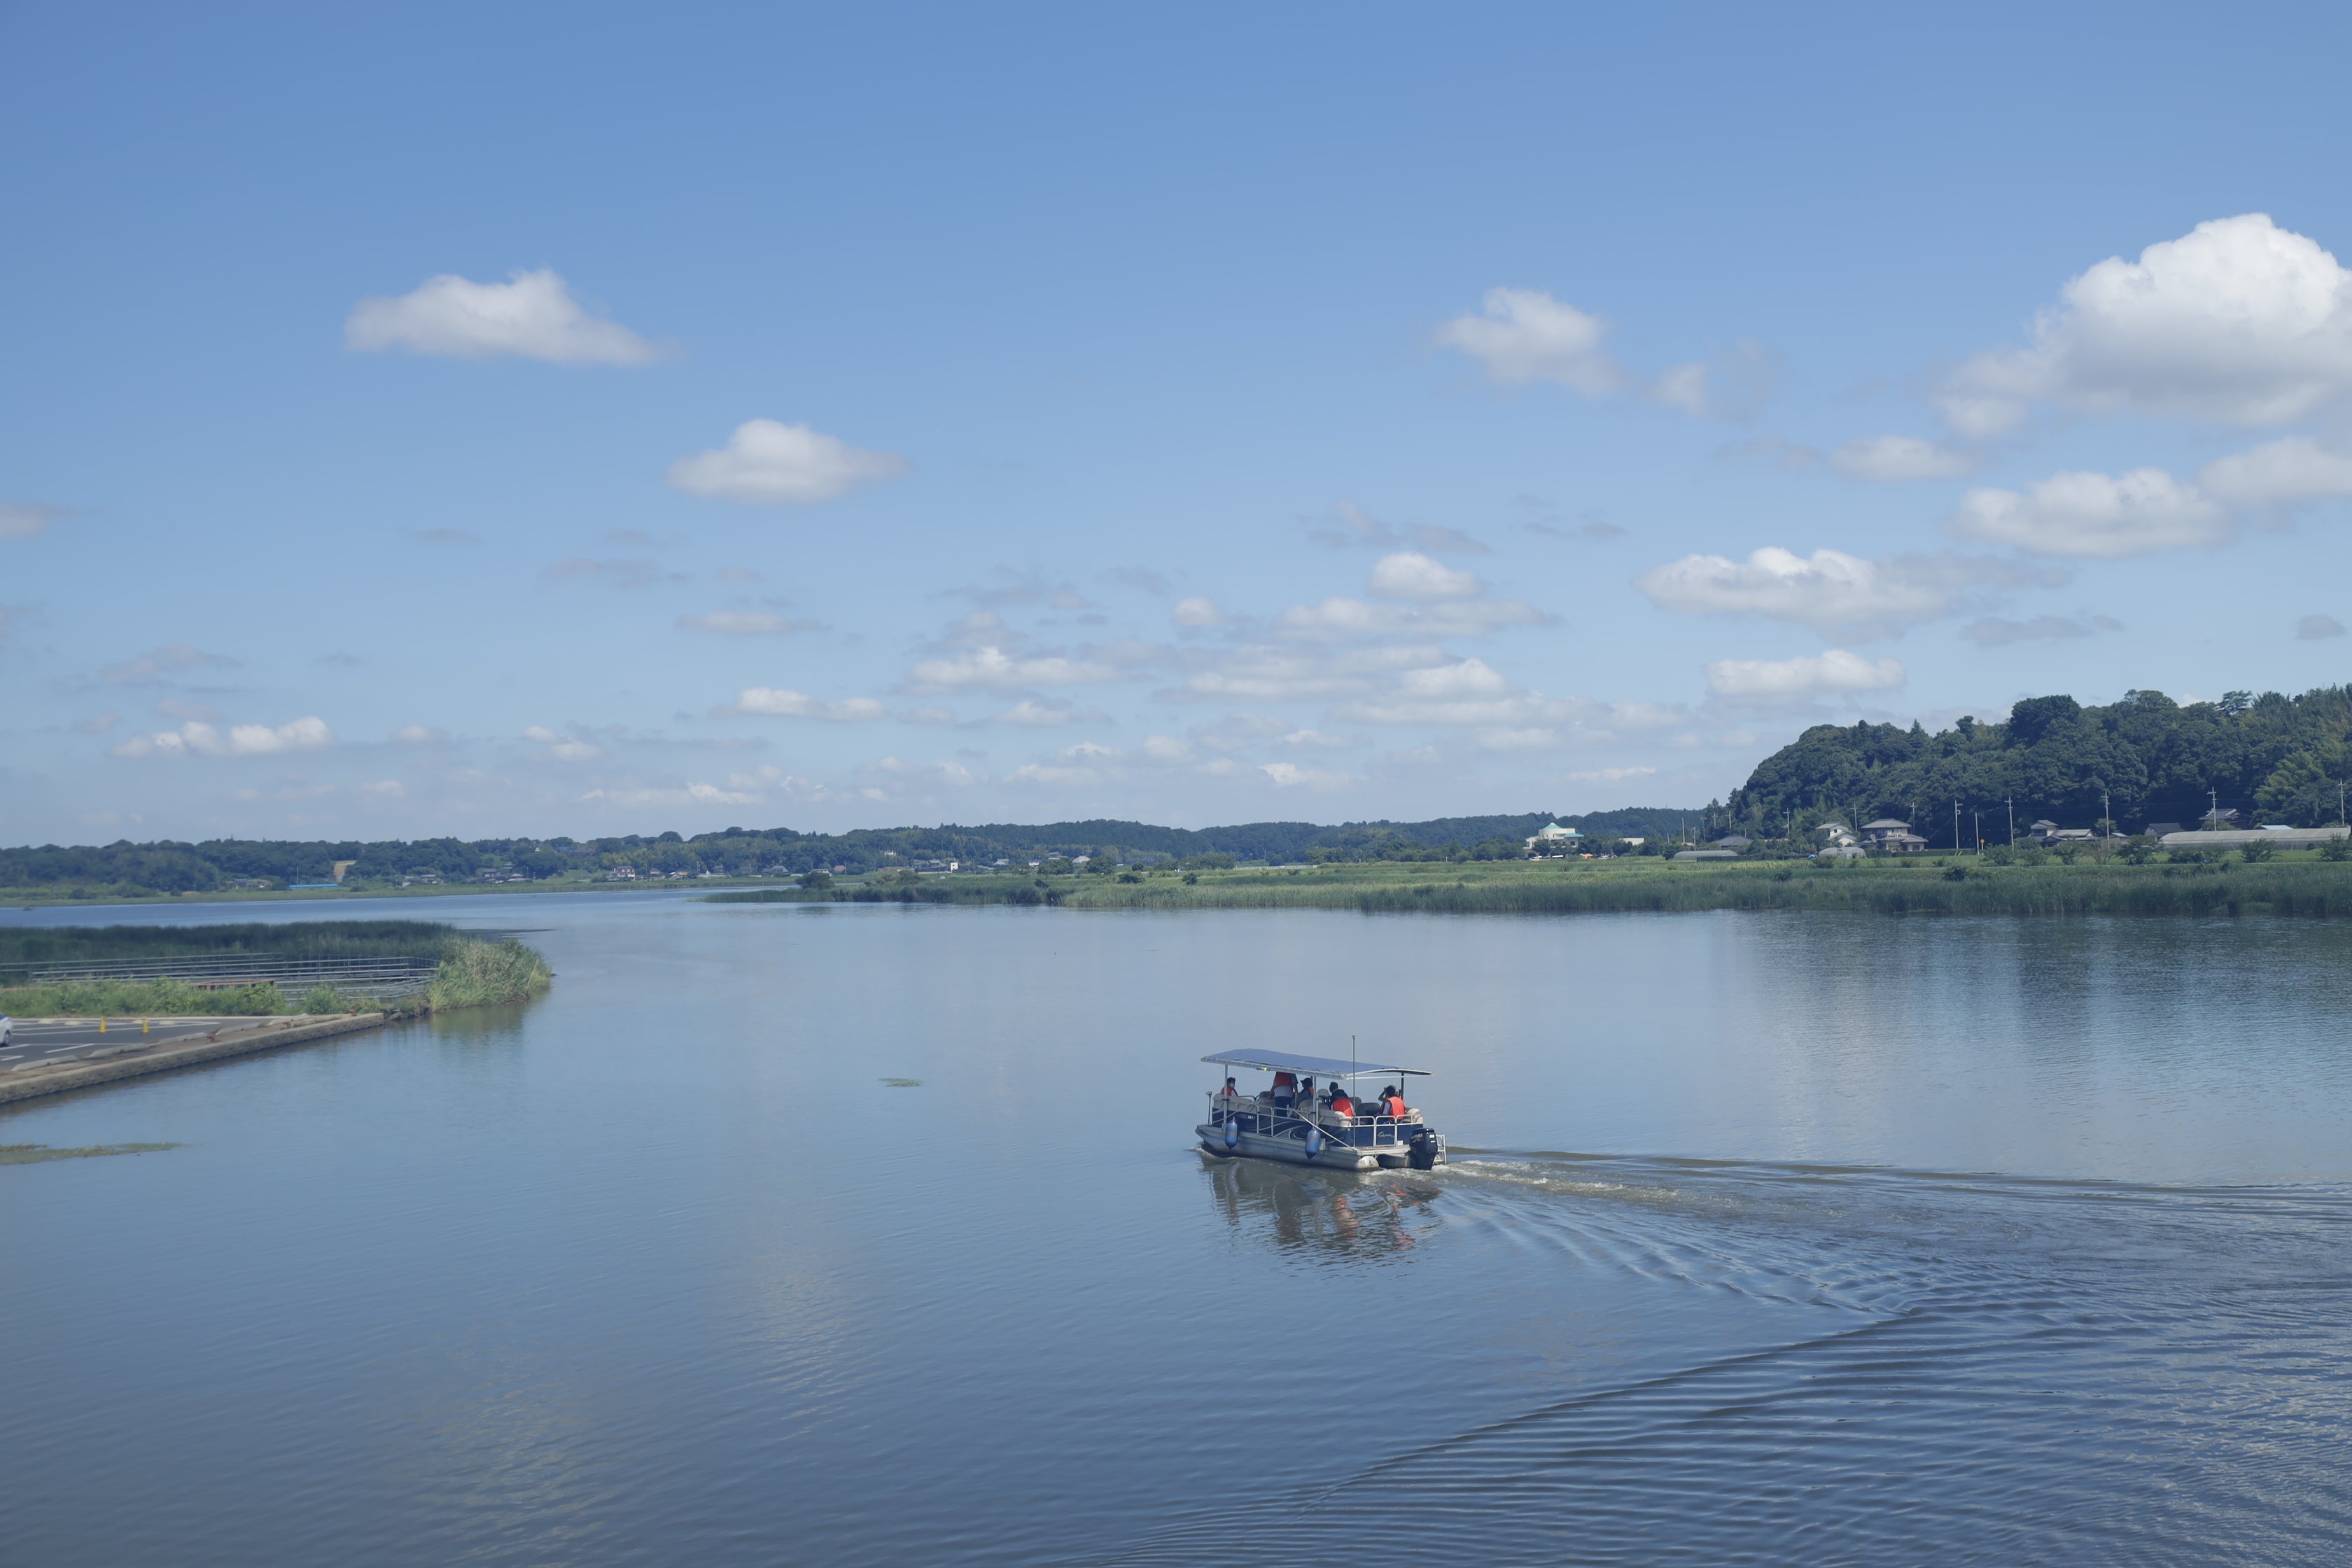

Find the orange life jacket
[[1273, 1072, 1297, 1091], [1330, 1094, 1354, 1116], [1384, 1094, 1406, 1118]]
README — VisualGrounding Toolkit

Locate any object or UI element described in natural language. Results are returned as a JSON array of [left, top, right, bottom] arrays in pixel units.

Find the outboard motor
[[1408, 1127, 1438, 1170]]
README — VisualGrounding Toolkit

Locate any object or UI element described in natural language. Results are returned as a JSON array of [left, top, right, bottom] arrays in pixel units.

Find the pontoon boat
[[1196, 1049, 1446, 1172]]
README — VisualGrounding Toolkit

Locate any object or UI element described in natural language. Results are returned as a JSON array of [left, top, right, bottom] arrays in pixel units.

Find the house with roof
[[1860, 818, 1928, 853]]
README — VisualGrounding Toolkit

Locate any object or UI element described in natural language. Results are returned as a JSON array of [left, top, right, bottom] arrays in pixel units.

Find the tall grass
[[1058, 862, 2352, 917], [0, 935, 554, 1016], [426, 937, 554, 1009], [710, 883, 1065, 906], [0, 920, 463, 967], [0, 977, 292, 1016], [701, 861, 2352, 919]]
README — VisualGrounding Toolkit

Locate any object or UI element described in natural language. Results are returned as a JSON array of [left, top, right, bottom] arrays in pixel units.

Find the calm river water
[[5, 893, 2351, 1564]]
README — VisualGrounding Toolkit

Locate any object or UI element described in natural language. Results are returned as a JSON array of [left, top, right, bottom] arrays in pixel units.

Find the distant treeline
[[1732, 686, 2352, 847], [0, 808, 1702, 897]]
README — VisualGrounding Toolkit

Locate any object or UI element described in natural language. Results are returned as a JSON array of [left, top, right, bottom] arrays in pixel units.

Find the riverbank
[[0, 1012, 391, 1106], [709, 853, 2352, 917]]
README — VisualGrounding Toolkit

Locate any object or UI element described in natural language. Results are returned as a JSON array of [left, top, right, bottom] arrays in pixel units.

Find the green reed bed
[[1062, 860, 2352, 917], [0, 928, 555, 1016], [424, 937, 554, 1009], [0, 920, 467, 967], [711, 858, 2352, 919]]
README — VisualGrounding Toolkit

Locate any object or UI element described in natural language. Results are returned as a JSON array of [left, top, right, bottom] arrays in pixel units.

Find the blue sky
[[7, 3, 2352, 842]]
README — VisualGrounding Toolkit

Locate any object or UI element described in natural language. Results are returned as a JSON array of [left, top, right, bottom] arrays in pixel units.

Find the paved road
[[1, 1018, 246, 1072]]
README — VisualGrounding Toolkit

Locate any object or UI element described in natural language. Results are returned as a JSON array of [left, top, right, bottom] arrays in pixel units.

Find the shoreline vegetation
[[709, 852, 2352, 918], [0, 922, 554, 1018]]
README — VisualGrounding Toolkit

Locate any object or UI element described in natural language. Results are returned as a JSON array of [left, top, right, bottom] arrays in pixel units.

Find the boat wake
[[1103, 1154, 2352, 1566]]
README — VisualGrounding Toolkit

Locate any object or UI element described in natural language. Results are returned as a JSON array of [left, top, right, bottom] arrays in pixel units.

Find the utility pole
[[2102, 788, 2111, 839], [2209, 786, 2218, 831], [1954, 800, 1960, 853], [1973, 811, 1982, 853], [2007, 796, 2015, 848]]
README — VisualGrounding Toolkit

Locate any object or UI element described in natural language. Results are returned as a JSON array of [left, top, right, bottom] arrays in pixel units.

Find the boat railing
[[1205, 1093, 1421, 1148]]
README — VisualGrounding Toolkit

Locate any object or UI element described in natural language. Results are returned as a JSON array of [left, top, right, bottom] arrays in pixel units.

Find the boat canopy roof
[[1202, 1049, 1429, 1079]]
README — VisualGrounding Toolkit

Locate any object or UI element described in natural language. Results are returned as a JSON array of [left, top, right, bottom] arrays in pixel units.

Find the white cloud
[[112, 715, 333, 759], [1635, 547, 2031, 638], [904, 645, 1120, 693], [1171, 643, 1453, 705], [1275, 596, 1545, 640], [1937, 214, 2352, 435], [2197, 435, 2352, 509], [344, 269, 657, 364], [1172, 596, 1231, 628], [584, 781, 762, 808], [1959, 614, 2122, 647], [1566, 765, 1658, 783], [678, 610, 818, 635], [1330, 657, 1578, 727], [1280, 728, 1357, 749], [1141, 734, 1194, 762], [391, 724, 446, 744], [1651, 363, 1709, 414], [1368, 550, 1480, 601], [1004, 762, 1100, 787], [2296, 613, 2346, 640], [1832, 435, 1977, 482], [1947, 468, 2232, 558], [1704, 649, 1906, 701], [667, 419, 909, 506], [1259, 762, 1350, 788], [524, 724, 603, 761], [1, 502, 59, 539], [991, 699, 1109, 726], [1436, 287, 1624, 394], [728, 688, 888, 721]]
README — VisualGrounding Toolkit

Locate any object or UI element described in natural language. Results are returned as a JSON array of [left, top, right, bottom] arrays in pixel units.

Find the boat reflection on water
[[1203, 1152, 1443, 1263]]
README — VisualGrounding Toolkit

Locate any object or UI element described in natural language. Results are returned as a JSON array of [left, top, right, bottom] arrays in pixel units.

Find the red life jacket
[[1273, 1072, 1297, 1092], [1330, 1094, 1354, 1116], [1384, 1094, 1406, 1118]]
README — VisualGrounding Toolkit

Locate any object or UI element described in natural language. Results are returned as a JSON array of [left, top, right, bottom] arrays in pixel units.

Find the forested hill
[[1732, 686, 2352, 846], [0, 806, 1697, 896]]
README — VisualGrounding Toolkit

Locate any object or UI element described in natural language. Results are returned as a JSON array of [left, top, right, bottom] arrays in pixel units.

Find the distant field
[[710, 852, 2352, 918]]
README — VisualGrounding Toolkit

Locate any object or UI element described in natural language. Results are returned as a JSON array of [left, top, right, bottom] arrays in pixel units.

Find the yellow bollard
[[143, 1017, 150, 1034], [100, 1016, 107, 1033]]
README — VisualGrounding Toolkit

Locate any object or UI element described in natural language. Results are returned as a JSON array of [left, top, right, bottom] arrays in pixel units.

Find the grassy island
[[0, 921, 553, 1018]]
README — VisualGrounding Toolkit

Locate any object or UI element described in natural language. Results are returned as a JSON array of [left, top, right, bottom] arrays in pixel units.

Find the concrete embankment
[[0, 1014, 391, 1106]]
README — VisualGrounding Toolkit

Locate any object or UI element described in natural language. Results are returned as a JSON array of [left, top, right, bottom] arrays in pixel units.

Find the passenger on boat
[[1297, 1077, 1317, 1114], [1381, 1086, 1406, 1119], [1271, 1071, 1298, 1110], [1329, 1088, 1354, 1119], [1219, 1076, 1240, 1104]]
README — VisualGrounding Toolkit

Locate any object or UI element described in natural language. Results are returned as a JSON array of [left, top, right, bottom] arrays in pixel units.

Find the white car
[[0, 1015, 12, 1046]]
